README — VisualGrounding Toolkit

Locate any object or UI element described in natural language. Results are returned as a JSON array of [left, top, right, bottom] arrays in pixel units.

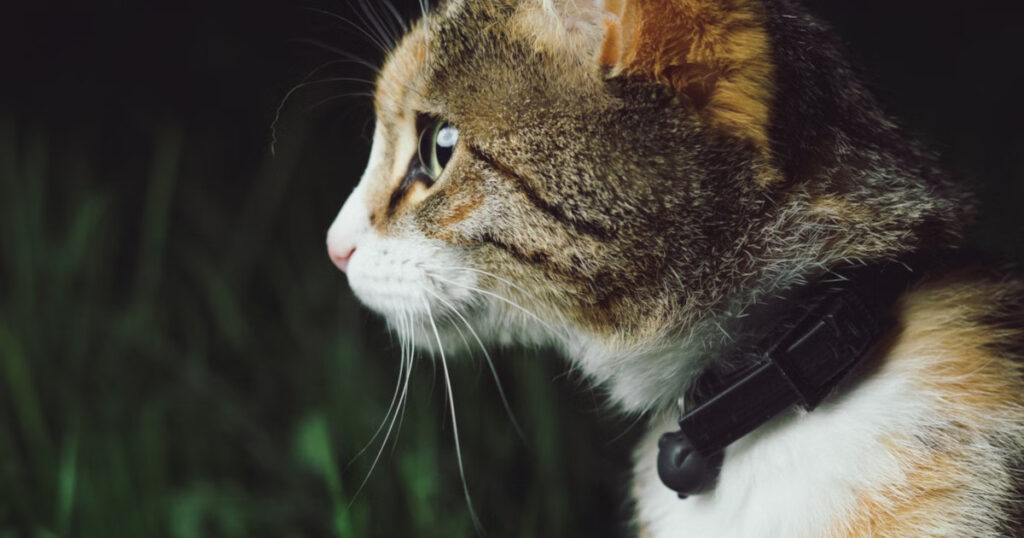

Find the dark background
[[0, 1, 1021, 537]]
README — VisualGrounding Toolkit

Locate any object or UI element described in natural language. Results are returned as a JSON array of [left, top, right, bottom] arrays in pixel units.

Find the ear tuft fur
[[539, 0, 606, 29]]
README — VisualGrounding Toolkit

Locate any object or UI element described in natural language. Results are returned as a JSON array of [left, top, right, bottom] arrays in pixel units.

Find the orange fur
[[433, 195, 484, 228], [599, 17, 624, 69], [841, 447, 969, 537], [602, 0, 775, 165], [832, 276, 1024, 536]]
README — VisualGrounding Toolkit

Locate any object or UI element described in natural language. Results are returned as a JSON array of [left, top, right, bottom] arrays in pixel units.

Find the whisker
[[345, 311, 412, 507], [305, 7, 392, 54], [606, 411, 648, 445], [353, 0, 386, 49], [424, 299, 484, 533], [287, 76, 377, 86], [378, 0, 409, 33], [345, 340, 407, 467], [355, 0, 397, 51], [423, 264, 573, 328], [308, 92, 376, 111], [388, 311, 410, 449], [287, 40, 382, 75], [425, 273, 559, 335], [424, 287, 527, 443], [418, 0, 431, 64], [392, 311, 416, 450], [270, 77, 376, 156], [421, 264, 535, 299]]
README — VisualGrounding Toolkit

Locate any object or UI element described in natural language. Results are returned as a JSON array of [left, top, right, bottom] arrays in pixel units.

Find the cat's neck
[[564, 248, 920, 414]]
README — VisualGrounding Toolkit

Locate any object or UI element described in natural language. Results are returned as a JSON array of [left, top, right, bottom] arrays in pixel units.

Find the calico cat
[[326, 0, 1024, 535]]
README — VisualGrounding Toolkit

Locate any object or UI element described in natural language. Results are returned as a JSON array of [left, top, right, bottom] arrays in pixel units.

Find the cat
[[326, 0, 1024, 535]]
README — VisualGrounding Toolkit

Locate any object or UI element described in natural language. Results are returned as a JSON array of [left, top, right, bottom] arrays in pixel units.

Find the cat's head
[[327, 0, 969, 411]]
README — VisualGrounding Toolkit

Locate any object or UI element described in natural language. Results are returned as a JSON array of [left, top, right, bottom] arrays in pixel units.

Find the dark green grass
[[0, 117, 637, 538]]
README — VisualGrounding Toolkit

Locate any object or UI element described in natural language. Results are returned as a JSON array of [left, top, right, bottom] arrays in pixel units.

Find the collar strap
[[657, 262, 925, 498]]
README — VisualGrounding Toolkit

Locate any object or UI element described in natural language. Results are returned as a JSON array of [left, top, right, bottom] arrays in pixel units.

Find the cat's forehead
[[374, 25, 429, 125], [375, 0, 604, 131], [375, 1, 512, 112], [374, 12, 482, 123]]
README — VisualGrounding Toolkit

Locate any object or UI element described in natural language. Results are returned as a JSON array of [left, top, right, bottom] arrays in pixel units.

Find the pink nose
[[328, 241, 355, 273]]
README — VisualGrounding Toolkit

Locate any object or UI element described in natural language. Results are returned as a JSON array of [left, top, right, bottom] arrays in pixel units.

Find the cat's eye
[[418, 120, 459, 180]]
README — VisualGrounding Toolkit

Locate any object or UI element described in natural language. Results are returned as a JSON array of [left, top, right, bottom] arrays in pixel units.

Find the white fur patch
[[631, 357, 932, 537]]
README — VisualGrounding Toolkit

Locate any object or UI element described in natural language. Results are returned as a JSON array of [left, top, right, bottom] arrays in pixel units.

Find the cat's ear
[[600, 0, 774, 155]]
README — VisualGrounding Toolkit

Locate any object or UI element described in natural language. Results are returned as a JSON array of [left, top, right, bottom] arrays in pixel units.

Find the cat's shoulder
[[632, 265, 1024, 538], [836, 267, 1024, 536]]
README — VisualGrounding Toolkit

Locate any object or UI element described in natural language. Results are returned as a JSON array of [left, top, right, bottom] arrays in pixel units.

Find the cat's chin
[[384, 301, 703, 414], [547, 326, 703, 413]]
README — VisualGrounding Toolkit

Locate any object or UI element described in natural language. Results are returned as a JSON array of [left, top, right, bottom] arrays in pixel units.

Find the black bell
[[656, 431, 723, 499]]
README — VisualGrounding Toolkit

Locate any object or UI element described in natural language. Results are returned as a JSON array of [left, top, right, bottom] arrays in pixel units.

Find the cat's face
[[328, 0, 775, 361], [327, 0, 970, 410], [325, 0, 786, 403]]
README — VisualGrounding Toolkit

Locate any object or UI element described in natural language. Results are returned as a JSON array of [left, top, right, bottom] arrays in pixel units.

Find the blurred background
[[0, 1, 1021, 537]]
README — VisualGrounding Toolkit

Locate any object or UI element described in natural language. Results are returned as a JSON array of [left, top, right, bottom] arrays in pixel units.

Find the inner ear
[[542, 0, 606, 29], [512, 0, 610, 64], [520, 0, 607, 41], [600, 0, 776, 173]]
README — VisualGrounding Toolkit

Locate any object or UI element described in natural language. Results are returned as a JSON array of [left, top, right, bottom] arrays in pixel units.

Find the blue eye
[[419, 120, 459, 180]]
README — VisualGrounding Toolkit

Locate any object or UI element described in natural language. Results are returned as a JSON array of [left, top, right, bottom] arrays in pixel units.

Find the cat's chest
[[630, 368, 919, 538]]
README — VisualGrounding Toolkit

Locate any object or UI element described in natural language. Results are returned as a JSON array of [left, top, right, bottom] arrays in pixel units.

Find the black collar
[[657, 261, 927, 498]]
